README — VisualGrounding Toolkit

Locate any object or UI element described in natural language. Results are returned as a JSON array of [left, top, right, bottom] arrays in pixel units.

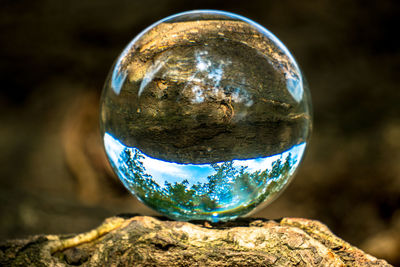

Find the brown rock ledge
[[0, 216, 391, 266]]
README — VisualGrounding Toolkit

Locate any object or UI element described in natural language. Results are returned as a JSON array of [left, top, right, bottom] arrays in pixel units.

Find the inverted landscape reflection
[[104, 132, 306, 221]]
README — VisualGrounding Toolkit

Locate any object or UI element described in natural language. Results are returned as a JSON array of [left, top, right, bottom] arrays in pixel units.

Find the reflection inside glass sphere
[[104, 133, 306, 221], [100, 10, 312, 221]]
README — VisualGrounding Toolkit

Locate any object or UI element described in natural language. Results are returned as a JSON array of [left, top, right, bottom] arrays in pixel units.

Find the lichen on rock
[[0, 216, 391, 266]]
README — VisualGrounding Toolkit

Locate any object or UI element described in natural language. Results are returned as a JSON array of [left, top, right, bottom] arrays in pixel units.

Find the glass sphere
[[100, 10, 312, 222]]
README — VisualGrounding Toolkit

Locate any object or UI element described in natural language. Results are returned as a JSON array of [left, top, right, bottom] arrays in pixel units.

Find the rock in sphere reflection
[[100, 10, 312, 221]]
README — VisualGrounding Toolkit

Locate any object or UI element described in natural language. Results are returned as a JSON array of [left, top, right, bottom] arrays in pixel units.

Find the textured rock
[[101, 19, 311, 164], [0, 216, 390, 266]]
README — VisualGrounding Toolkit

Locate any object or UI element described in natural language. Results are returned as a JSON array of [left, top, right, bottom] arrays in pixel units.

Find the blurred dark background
[[1, 0, 399, 264]]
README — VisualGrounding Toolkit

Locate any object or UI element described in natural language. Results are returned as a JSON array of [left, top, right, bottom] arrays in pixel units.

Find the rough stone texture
[[101, 19, 311, 164], [0, 216, 390, 266]]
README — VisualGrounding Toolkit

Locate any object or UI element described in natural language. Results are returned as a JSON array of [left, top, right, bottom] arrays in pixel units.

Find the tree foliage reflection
[[118, 148, 296, 216]]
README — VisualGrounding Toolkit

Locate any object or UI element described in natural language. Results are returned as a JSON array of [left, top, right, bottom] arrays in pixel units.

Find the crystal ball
[[100, 10, 312, 222]]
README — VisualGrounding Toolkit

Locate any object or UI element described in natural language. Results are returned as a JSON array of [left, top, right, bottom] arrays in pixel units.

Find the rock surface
[[101, 19, 311, 164], [0, 216, 390, 266]]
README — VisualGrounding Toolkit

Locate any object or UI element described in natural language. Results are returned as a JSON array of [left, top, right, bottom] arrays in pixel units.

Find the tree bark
[[0, 215, 390, 266]]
